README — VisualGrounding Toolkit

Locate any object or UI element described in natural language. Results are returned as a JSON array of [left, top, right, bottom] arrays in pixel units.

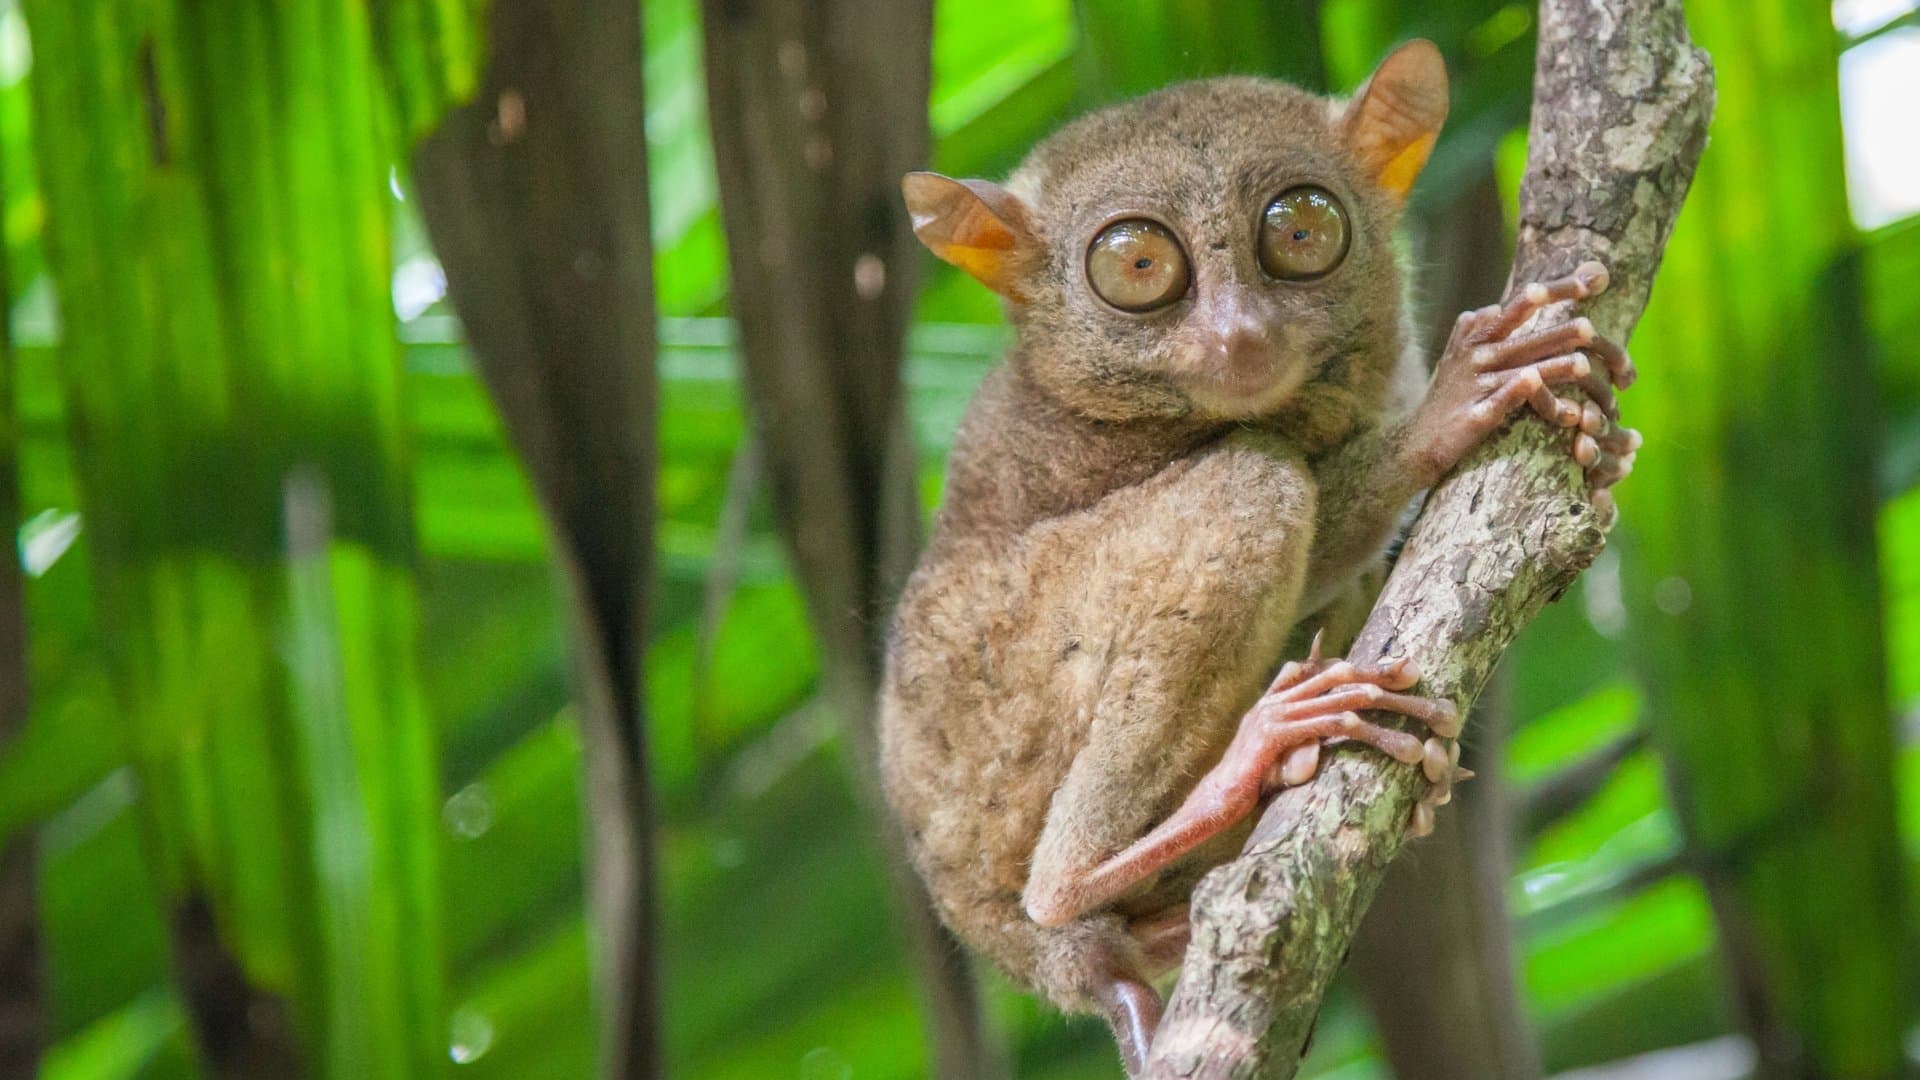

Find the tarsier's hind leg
[[1023, 643, 1460, 929]]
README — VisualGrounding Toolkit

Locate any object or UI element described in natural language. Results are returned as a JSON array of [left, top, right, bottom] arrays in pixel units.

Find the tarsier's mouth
[[1177, 359, 1310, 420]]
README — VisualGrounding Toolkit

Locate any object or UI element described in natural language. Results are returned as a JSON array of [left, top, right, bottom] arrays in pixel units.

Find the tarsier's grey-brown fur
[[880, 41, 1636, 1074]]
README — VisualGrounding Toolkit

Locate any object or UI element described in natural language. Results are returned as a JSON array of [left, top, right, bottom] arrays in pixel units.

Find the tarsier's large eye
[[1259, 187, 1350, 281], [1086, 219, 1191, 312]]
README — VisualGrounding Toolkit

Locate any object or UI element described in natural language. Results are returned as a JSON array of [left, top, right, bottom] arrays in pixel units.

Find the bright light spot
[[388, 165, 406, 202], [448, 1008, 494, 1065], [1834, 0, 1916, 36], [1840, 28, 1920, 228], [392, 255, 447, 322], [442, 782, 494, 840], [800, 1047, 852, 1080], [1520, 865, 1570, 898], [18, 509, 81, 578], [0, 7, 32, 88]]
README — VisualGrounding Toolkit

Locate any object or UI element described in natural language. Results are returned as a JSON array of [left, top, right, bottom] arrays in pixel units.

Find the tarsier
[[879, 40, 1638, 1074]]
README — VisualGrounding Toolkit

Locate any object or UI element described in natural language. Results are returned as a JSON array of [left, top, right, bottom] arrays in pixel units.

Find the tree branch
[[1143, 4, 1713, 1076]]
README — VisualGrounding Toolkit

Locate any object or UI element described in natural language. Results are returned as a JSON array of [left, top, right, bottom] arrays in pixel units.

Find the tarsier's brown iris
[[1259, 186, 1350, 280], [1086, 219, 1191, 312]]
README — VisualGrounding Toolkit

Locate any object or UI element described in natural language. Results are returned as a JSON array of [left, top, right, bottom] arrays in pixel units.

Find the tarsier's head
[[904, 41, 1448, 426]]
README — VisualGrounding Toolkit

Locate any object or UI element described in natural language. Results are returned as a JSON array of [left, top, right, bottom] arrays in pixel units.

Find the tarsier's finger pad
[[1278, 742, 1320, 787], [1573, 434, 1600, 468], [1593, 488, 1619, 531], [1408, 802, 1436, 839]]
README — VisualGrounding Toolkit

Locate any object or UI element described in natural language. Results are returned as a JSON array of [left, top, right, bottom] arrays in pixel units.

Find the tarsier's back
[[877, 39, 1638, 1076]]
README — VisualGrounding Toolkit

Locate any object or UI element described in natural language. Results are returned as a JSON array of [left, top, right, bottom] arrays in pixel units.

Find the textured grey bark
[[1142, 4, 1713, 1077], [698, 3, 1000, 1077], [410, 2, 661, 1075]]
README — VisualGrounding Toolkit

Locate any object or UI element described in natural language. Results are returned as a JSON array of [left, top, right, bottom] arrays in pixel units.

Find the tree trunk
[[1620, 2, 1915, 1073], [1142, 3, 1713, 1075], [696, 3, 1000, 1076], [408, 2, 662, 1076]]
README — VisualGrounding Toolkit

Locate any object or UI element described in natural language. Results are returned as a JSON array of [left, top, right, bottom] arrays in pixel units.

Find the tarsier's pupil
[[1135, 257, 1152, 269]]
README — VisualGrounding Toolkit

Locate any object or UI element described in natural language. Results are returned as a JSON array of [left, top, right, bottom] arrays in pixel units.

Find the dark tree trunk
[[410, 2, 661, 1076], [697, 2, 1000, 1076]]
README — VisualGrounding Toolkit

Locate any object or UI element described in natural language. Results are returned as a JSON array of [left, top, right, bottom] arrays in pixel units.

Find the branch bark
[[1143, 4, 1713, 1076], [1346, 167, 1538, 1080]]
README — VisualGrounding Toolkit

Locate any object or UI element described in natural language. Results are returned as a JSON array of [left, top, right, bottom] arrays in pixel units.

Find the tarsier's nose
[[1192, 290, 1279, 392]]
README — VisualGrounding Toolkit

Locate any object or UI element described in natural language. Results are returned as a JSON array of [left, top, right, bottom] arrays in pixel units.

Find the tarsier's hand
[[1403, 260, 1640, 528]]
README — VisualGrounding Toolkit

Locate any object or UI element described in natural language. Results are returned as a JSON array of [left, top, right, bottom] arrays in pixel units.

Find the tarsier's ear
[[1342, 39, 1449, 200], [902, 172, 1040, 302]]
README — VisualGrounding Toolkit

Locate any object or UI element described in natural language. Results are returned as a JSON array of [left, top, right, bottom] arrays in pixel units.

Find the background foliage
[[1, 0, 1916, 1077]]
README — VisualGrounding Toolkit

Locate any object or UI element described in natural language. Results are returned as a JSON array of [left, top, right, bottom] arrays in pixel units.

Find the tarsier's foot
[[1025, 636, 1461, 928], [1251, 638, 1457, 791], [1258, 632, 1473, 840], [1410, 260, 1640, 528]]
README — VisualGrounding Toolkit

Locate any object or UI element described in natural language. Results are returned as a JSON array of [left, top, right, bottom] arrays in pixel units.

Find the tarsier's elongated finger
[[1583, 333, 1637, 389], [1487, 368, 1579, 427], [1409, 802, 1436, 838], [1475, 318, 1600, 373], [1579, 400, 1612, 438], [1271, 656, 1419, 704], [1588, 448, 1635, 489], [1266, 682, 1461, 737], [1575, 426, 1640, 477], [1592, 488, 1619, 530], [1467, 261, 1611, 345]]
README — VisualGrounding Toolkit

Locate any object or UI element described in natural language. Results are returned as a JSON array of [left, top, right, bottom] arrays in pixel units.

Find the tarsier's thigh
[[1014, 434, 1320, 895]]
